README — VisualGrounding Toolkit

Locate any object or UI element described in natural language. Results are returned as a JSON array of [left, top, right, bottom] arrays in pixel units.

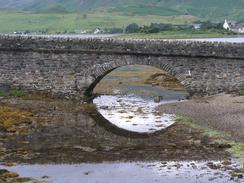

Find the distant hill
[[1, 0, 244, 20]]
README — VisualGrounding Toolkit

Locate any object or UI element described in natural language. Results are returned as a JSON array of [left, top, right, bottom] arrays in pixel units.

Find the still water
[[0, 160, 241, 183], [17, 34, 244, 43], [94, 94, 179, 133], [183, 37, 244, 43]]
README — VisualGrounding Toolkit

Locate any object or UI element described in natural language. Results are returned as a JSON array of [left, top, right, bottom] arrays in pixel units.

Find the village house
[[223, 19, 244, 34], [94, 28, 103, 34], [193, 23, 202, 30]]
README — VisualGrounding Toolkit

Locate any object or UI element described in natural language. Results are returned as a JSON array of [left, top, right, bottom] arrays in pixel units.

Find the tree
[[24, 30, 30, 34], [125, 23, 140, 33], [82, 14, 87, 19], [139, 23, 174, 33], [108, 28, 124, 34]]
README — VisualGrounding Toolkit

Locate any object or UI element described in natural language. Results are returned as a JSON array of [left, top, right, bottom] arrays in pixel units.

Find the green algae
[[176, 116, 244, 165]]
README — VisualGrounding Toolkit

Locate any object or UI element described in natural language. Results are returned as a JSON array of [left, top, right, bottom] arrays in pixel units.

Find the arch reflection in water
[[93, 94, 178, 133]]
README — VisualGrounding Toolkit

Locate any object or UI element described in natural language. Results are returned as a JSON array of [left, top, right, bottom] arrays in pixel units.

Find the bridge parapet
[[0, 35, 244, 59]]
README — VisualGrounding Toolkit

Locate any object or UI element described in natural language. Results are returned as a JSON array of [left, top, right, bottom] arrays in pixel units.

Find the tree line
[[14, 20, 228, 35], [124, 21, 225, 34]]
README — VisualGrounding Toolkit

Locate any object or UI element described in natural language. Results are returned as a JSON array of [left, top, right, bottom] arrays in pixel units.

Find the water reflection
[[93, 95, 178, 133]]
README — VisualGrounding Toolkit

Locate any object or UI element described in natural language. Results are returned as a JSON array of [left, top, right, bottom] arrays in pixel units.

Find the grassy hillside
[[0, 0, 244, 34], [0, 10, 197, 33], [118, 30, 237, 39], [0, 0, 244, 21], [109, 5, 183, 16]]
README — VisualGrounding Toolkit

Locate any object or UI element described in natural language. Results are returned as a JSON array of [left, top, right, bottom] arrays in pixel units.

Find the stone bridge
[[0, 35, 243, 100]]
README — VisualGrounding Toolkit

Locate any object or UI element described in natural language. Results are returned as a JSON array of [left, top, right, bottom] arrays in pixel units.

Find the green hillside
[[0, 0, 244, 20], [0, 0, 244, 34], [0, 10, 197, 33]]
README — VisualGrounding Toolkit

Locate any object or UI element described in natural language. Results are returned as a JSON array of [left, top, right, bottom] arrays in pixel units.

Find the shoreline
[[157, 93, 244, 143]]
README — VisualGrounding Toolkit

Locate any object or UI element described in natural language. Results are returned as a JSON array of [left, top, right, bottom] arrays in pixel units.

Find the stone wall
[[0, 35, 243, 100]]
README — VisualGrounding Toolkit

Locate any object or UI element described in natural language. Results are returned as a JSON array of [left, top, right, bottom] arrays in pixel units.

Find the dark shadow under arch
[[84, 67, 119, 98]]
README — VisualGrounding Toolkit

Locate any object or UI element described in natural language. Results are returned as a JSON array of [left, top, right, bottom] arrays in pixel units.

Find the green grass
[[0, 90, 25, 97], [0, 10, 198, 33], [228, 143, 244, 165], [109, 5, 183, 16], [240, 87, 244, 96], [176, 116, 232, 139], [0, 91, 8, 97], [118, 30, 238, 39], [177, 116, 244, 165], [1, 0, 244, 21]]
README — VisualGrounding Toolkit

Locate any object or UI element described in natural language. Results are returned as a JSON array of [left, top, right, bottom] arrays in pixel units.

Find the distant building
[[94, 28, 103, 34], [232, 23, 244, 34], [13, 31, 24, 35], [74, 29, 87, 34], [223, 19, 231, 30], [223, 19, 244, 33], [193, 23, 202, 30]]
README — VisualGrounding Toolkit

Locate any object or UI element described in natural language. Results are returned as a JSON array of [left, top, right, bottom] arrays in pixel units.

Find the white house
[[94, 28, 103, 34], [234, 23, 244, 34], [193, 23, 202, 30], [74, 29, 87, 34], [223, 19, 244, 34], [223, 19, 231, 30]]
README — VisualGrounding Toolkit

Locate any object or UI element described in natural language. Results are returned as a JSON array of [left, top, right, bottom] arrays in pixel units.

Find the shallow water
[[93, 95, 179, 133], [115, 84, 188, 99], [17, 34, 118, 39], [0, 160, 241, 183], [181, 37, 244, 43], [20, 35, 244, 43]]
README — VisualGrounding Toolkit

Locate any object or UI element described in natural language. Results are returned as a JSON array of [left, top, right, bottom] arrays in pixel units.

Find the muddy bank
[[145, 72, 184, 90], [0, 96, 230, 164], [0, 94, 243, 182], [157, 94, 244, 143]]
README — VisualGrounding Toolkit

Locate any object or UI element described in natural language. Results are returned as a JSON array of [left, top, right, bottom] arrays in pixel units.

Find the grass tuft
[[0, 90, 25, 97], [176, 116, 244, 165], [240, 87, 244, 96]]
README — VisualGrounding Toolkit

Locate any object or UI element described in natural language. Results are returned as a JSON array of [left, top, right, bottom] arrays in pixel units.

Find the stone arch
[[82, 59, 190, 97]]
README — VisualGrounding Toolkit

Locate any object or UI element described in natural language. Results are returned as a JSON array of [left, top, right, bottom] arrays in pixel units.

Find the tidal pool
[[93, 94, 180, 133]]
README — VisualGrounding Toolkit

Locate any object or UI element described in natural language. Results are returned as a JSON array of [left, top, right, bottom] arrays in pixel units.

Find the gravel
[[157, 94, 244, 142]]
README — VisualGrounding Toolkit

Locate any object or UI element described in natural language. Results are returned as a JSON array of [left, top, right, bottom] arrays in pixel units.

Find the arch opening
[[85, 64, 189, 135]]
